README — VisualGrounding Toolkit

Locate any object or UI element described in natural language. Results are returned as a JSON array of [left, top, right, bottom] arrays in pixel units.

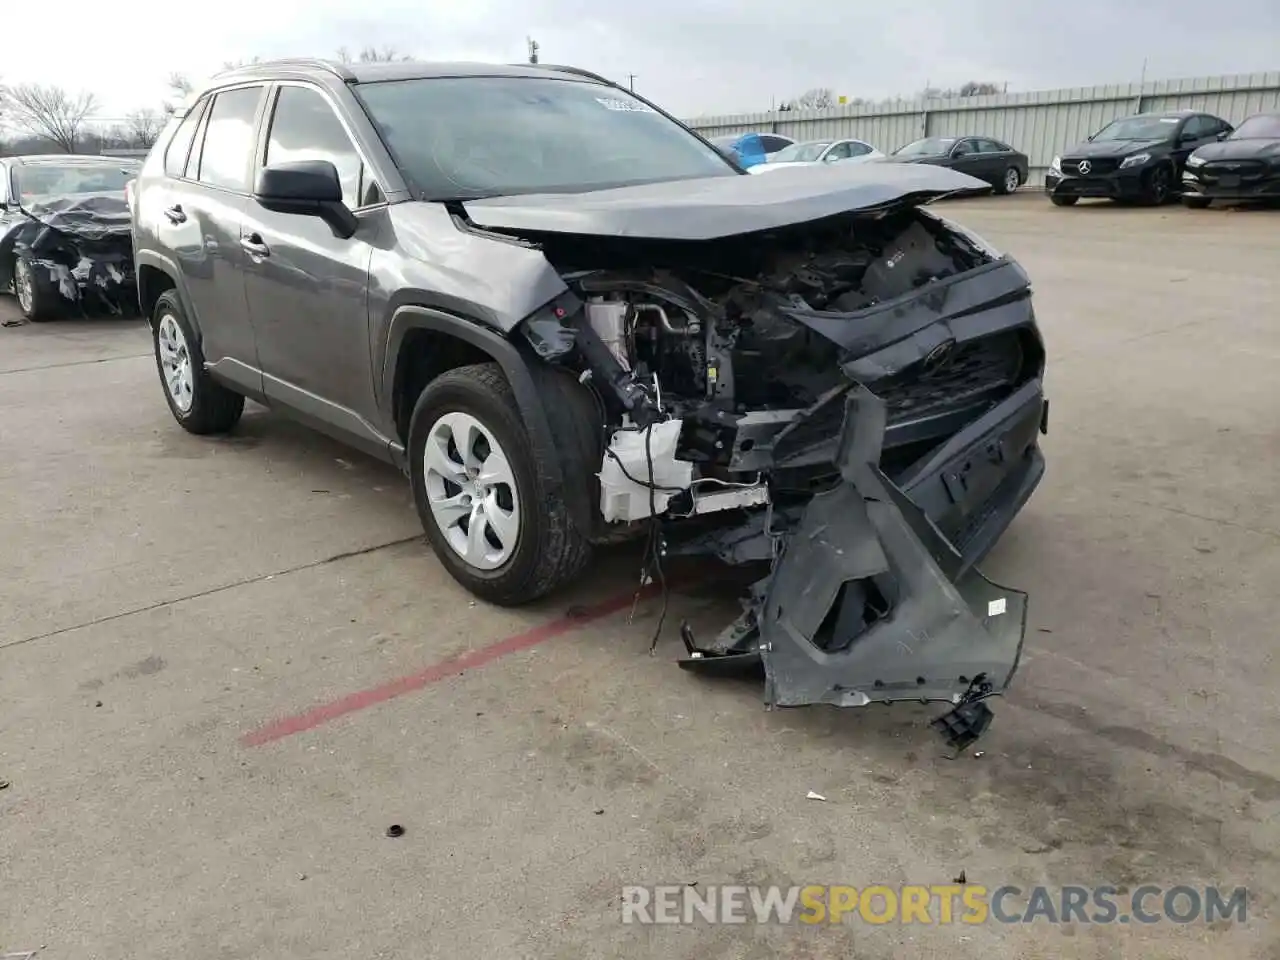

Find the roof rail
[[215, 57, 355, 82], [520, 63, 615, 86]]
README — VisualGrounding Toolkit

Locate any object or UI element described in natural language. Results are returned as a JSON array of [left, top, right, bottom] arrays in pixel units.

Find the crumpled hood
[[461, 164, 990, 240], [19, 192, 131, 242], [1062, 138, 1164, 160], [1190, 138, 1280, 162]]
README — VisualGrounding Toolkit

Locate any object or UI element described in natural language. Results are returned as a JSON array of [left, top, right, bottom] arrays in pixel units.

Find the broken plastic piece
[[930, 701, 994, 751], [806, 790, 827, 801]]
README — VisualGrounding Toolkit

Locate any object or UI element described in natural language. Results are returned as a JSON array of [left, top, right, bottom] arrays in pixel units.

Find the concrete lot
[[1, 194, 1278, 959]]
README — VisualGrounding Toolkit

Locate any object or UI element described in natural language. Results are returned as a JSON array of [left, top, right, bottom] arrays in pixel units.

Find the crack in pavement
[[0, 353, 152, 376], [0, 534, 425, 652]]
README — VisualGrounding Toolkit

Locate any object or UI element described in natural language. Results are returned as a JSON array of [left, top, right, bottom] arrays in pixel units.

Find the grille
[[1063, 158, 1118, 176], [1201, 160, 1269, 181], [770, 331, 1025, 464]]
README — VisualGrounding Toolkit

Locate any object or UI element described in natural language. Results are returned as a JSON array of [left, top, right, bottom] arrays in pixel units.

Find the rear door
[[152, 84, 268, 377], [240, 81, 386, 451]]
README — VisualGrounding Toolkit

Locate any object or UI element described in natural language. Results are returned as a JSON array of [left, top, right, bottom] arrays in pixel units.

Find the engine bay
[[515, 206, 1001, 527]]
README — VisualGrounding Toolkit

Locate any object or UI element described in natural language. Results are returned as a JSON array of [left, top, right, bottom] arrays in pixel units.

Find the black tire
[[408, 361, 592, 606], [997, 167, 1021, 195], [151, 290, 244, 434], [1142, 164, 1174, 206], [1182, 195, 1212, 209], [13, 256, 59, 321], [1050, 195, 1078, 207]]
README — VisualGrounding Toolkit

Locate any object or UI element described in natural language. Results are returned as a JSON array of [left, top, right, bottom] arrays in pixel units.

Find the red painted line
[[241, 583, 662, 747]]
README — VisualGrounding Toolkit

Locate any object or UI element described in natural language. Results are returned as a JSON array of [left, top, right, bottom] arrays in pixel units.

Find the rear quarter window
[[164, 100, 208, 178]]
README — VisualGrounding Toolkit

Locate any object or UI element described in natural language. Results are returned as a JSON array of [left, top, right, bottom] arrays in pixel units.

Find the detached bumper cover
[[681, 383, 1040, 742], [760, 386, 1030, 710]]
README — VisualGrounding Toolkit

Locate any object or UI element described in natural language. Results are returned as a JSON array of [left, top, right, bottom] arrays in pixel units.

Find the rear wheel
[[1050, 195, 1078, 207], [409, 362, 591, 606], [152, 290, 244, 434], [13, 257, 58, 321], [998, 167, 1021, 195], [1182, 195, 1212, 209]]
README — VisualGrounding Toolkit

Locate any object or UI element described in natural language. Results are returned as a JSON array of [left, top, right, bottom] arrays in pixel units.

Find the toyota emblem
[[922, 339, 956, 374], [1078, 160, 1092, 175]]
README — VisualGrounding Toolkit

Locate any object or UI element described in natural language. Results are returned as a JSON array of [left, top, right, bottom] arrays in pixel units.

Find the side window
[[164, 99, 208, 178], [847, 141, 873, 157], [196, 86, 265, 191], [979, 139, 1005, 153], [825, 141, 853, 161], [760, 135, 792, 153], [265, 85, 370, 209], [952, 139, 975, 157], [1182, 116, 1210, 140]]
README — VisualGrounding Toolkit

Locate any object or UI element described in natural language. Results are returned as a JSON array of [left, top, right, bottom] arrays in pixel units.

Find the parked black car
[[1181, 112, 1280, 207], [0, 155, 140, 320], [1045, 110, 1232, 206], [130, 58, 1048, 741], [885, 136, 1029, 194]]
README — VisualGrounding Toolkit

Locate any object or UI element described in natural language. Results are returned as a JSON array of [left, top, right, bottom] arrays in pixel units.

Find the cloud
[[4, 0, 1277, 121]]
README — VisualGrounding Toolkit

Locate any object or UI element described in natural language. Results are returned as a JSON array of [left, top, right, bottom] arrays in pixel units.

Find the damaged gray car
[[0, 155, 140, 321], [132, 60, 1047, 745]]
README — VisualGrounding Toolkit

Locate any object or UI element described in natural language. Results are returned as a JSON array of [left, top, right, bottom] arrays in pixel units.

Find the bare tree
[[221, 56, 262, 71], [958, 81, 1001, 97], [1, 83, 99, 153], [795, 87, 836, 110], [126, 108, 163, 148]]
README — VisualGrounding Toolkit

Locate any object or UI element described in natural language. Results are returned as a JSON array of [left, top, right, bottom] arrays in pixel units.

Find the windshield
[[13, 163, 136, 202], [1091, 116, 1180, 141], [1230, 115, 1280, 139], [895, 137, 956, 157], [770, 141, 830, 163], [355, 76, 736, 199]]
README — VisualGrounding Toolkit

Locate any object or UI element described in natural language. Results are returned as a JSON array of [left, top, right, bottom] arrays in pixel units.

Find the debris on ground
[[806, 790, 827, 802], [385, 824, 405, 838]]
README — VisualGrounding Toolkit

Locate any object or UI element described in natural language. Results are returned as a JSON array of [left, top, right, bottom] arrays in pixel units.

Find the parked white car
[[749, 138, 885, 173]]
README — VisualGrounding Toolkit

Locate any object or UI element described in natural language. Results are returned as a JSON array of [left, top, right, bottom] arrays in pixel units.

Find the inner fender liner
[[759, 386, 1028, 708]]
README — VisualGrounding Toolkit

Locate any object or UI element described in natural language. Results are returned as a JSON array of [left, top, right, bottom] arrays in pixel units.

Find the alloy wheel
[[157, 313, 195, 413], [1004, 168, 1020, 193], [14, 260, 34, 314], [423, 411, 520, 570]]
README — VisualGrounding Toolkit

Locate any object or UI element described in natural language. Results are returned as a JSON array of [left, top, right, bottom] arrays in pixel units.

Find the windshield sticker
[[596, 97, 655, 114]]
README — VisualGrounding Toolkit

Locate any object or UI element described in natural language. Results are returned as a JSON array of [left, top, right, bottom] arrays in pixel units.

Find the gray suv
[[132, 58, 1048, 743]]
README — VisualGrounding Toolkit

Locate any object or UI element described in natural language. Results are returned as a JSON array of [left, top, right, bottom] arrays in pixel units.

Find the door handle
[[163, 204, 186, 224], [240, 236, 270, 258]]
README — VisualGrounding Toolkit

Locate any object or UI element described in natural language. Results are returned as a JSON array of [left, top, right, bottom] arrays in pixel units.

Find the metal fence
[[682, 71, 1280, 185]]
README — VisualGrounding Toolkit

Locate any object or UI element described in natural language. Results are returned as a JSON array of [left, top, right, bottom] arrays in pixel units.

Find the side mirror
[[254, 160, 357, 239], [1086, 133, 1096, 142], [1216, 129, 1230, 141]]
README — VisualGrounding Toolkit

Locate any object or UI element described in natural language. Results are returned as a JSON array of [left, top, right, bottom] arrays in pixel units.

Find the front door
[[240, 82, 388, 456]]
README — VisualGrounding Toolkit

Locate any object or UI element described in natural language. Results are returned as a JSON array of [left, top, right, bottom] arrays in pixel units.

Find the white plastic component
[[598, 420, 693, 523]]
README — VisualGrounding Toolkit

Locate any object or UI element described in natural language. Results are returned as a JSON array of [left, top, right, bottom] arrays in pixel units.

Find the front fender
[[380, 305, 566, 498]]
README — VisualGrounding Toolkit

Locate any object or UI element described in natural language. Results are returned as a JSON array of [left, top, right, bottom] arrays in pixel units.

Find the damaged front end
[[479, 176, 1045, 745], [0, 193, 136, 316]]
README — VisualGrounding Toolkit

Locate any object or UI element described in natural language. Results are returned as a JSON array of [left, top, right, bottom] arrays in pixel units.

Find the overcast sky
[[5, 0, 1278, 122]]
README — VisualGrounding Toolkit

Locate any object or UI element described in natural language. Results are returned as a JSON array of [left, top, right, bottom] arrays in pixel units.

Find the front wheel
[[1142, 165, 1174, 205], [13, 257, 58, 321], [151, 290, 244, 434], [1050, 195, 1078, 207], [409, 362, 591, 606], [998, 167, 1021, 195], [1182, 195, 1212, 209]]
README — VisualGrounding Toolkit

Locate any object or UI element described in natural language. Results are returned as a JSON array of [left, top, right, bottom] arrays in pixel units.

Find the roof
[[5, 154, 141, 166], [210, 57, 613, 88], [1133, 109, 1200, 119]]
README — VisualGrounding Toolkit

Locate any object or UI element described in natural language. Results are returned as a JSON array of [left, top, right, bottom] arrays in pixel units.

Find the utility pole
[[627, 73, 637, 91], [527, 36, 539, 64]]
